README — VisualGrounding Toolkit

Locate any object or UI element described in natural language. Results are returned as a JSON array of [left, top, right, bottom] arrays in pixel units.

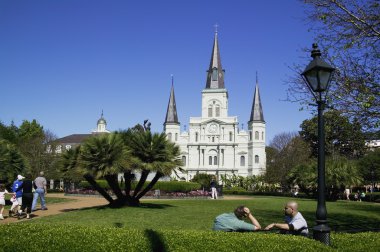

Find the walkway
[[1, 193, 108, 224]]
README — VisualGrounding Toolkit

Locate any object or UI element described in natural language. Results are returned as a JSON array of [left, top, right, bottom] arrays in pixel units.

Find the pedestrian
[[265, 201, 309, 236], [11, 174, 24, 216], [32, 171, 48, 211], [213, 205, 261, 232], [210, 178, 218, 199], [0, 184, 11, 220], [9, 194, 19, 217], [16, 173, 34, 219]]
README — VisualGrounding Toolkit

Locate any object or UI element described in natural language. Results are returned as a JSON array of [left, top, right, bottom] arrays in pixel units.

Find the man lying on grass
[[265, 201, 309, 236], [213, 205, 261, 232]]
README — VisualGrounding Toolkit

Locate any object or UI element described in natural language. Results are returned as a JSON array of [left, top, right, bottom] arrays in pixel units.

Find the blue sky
[[0, 0, 315, 143]]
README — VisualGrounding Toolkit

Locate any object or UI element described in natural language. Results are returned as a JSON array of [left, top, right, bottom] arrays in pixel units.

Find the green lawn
[[32, 196, 380, 231]]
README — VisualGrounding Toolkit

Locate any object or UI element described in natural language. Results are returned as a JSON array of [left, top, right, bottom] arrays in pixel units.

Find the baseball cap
[[17, 175, 25, 180]]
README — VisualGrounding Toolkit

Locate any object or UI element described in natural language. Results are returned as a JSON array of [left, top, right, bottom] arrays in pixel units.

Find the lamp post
[[301, 43, 335, 245]]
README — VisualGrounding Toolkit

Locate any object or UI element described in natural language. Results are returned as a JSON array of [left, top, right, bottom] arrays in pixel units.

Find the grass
[[31, 196, 380, 231]]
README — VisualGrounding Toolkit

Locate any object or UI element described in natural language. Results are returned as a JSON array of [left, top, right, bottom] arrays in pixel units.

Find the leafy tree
[[0, 121, 18, 144], [288, 156, 362, 200], [265, 133, 311, 189], [191, 173, 214, 189], [287, 0, 380, 130], [0, 139, 27, 186], [61, 121, 182, 207], [300, 110, 365, 158], [357, 149, 380, 185]]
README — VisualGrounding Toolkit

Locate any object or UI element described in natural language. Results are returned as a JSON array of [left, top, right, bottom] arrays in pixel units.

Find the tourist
[[16, 174, 34, 219], [264, 201, 308, 236], [0, 184, 11, 220], [213, 205, 261, 232], [210, 179, 218, 199], [32, 171, 48, 211], [11, 174, 24, 216]]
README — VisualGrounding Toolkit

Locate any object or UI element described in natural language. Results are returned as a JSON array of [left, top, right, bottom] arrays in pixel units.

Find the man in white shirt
[[264, 201, 309, 236]]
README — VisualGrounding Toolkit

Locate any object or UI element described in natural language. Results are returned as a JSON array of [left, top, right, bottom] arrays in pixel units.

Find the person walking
[[0, 184, 11, 220], [210, 179, 218, 200], [16, 174, 34, 219], [264, 201, 309, 236], [32, 171, 48, 211], [11, 175, 24, 216]]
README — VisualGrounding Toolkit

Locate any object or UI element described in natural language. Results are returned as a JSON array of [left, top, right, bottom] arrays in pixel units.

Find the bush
[[0, 223, 378, 251], [78, 180, 201, 193]]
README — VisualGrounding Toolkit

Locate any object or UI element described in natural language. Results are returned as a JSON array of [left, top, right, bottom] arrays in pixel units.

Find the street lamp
[[301, 43, 335, 245]]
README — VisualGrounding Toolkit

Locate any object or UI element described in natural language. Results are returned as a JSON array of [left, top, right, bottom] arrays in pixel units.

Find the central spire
[[249, 72, 265, 123], [164, 75, 179, 125], [205, 28, 225, 89]]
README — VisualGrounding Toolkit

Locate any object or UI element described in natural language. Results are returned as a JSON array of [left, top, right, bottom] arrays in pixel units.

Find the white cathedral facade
[[164, 31, 266, 181]]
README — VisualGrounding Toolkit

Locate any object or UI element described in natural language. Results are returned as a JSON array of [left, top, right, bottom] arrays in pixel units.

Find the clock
[[208, 123, 218, 133]]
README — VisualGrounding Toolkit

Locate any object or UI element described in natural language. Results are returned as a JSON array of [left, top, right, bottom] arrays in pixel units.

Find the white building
[[164, 31, 266, 181]]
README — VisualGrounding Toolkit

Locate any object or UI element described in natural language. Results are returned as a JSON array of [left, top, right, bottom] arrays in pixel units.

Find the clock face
[[208, 123, 218, 133]]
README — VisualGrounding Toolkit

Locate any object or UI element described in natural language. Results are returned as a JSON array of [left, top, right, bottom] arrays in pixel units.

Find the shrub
[[0, 223, 378, 251]]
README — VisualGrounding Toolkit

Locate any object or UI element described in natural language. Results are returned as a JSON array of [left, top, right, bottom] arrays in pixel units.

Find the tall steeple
[[249, 72, 265, 122], [205, 26, 225, 89], [164, 76, 179, 124]]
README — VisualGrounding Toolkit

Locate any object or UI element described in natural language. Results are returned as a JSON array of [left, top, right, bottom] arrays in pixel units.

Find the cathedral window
[[255, 155, 259, 164], [175, 133, 178, 141], [208, 106, 213, 117], [262, 132, 264, 140], [214, 156, 218, 165], [182, 156, 186, 166], [255, 131, 259, 140], [212, 137, 215, 142], [209, 156, 212, 165], [195, 132, 199, 142], [212, 67, 218, 81], [249, 131, 252, 141], [240, 156, 245, 166], [229, 132, 233, 141], [215, 105, 220, 117], [167, 133, 172, 141]]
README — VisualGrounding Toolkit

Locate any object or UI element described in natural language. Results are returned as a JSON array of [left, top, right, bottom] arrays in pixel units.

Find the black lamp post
[[301, 43, 335, 245]]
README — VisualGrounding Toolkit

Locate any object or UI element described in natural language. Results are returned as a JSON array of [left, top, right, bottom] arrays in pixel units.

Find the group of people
[[213, 201, 309, 236], [0, 171, 48, 220]]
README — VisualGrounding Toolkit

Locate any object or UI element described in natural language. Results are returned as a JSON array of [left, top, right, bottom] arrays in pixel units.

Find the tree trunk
[[83, 174, 114, 204], [133, 169, 150, 197], [104, 174, 125, 202], [136, 172, 163, 200], [124, 170, 134, 198]]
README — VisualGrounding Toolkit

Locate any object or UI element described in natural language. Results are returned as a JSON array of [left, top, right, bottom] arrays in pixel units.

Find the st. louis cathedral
[[164, 31, 266, 181]]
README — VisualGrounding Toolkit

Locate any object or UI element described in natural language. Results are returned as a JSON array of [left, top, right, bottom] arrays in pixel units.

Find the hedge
[[0, 223, 378, 251], [79, 180, 201, 193]]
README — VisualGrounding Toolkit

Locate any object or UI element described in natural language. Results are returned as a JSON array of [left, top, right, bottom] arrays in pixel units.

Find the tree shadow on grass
[[145, 229, 167, 252], [59, 203, 175, 213]]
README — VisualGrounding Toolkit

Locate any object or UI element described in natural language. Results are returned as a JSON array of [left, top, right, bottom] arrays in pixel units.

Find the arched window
[[229, 132, 233, 141], [175, 133, 178, 141], [255, 155, 259, 164], [182, 156, 186, 166], [262, 132, 264, 140], [195, 132, 199, 142], [212, 67, 218, 81], [240, 156, 245, 166], [167, 133, 172, 141], [255, 131, 259, 140], [208, 105, 213, 117], [214, 156, 218, 165], [215, 105, 220, 117], [209, 156, 213, 165], [212, 137, 215, 142]]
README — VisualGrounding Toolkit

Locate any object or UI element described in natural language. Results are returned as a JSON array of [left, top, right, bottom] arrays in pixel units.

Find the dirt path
[[1, 193, 108, 224]]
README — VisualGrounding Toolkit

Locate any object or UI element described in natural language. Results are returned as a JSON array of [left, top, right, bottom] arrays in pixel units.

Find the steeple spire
[[249, 74, 265, 122], [205, 28, 225, 89], [164, 75, 179, 124]]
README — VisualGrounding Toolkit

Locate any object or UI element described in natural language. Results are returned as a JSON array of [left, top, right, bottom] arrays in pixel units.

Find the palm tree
[[0, 140, 27, 185], [60, 121, 182, 207]]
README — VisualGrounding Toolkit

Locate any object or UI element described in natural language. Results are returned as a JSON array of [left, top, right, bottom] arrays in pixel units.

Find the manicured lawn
[[32, 196, 380, 231]]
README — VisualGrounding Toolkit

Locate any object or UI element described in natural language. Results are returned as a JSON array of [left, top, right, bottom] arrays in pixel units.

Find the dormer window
[[212, 67, 218, 81]]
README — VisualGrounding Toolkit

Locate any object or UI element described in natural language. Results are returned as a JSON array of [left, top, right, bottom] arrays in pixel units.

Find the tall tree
[[300, 110, 365, 158], [0, 140, 27, 186], [357, 148, 380, 184], [287, 0, 380, 130]]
